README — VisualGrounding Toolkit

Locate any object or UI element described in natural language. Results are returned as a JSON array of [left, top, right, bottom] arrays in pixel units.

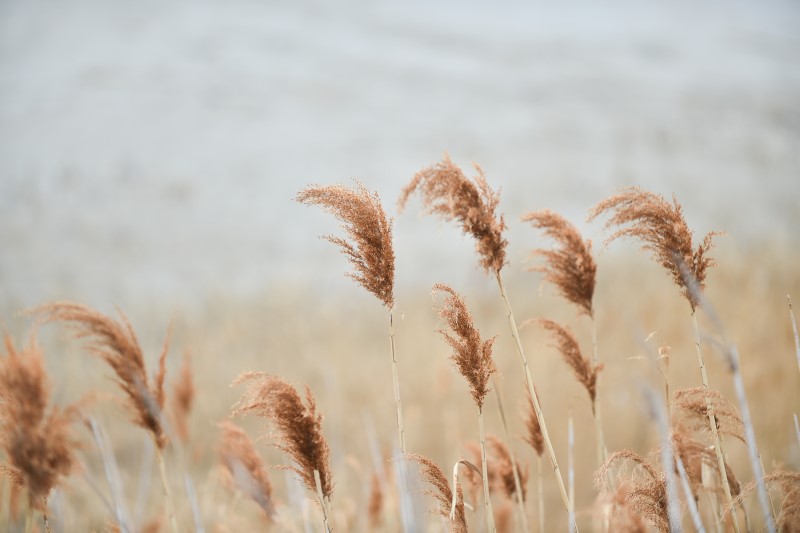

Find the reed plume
[[433, 283, 497, 531], [367, 471, 383, 528], [588, 186, 720, 311], [522, 209, 596, 317], [34, 302, 170, 449], [535, 319, 601, 406], [486, 435, 528, 503], [171, 351, 194, 444], [673, 387, 745, 443], [401, 156, 574, 521], [0, 334, 79, 513], [33, 302, 180, 532], [297, 182, 395, 308], [297, 182, 407, 455], [406, 454, 467, 533], [232, 372, 333, 530], [217, 420, 275, 521], [398, 153, 507, 273], [595, 450, 669, 533], [433, 284, 497, 409]]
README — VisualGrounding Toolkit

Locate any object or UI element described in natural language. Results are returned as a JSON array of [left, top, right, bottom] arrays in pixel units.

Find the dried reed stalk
[[401, 156, 574, 523], [406, 454, 467, 533], [232, 373, 333, 531], [217, 421, 276, 521], [589, 189, 739, 532], [297, 183, 406, 454], [433, 283, 497, 532], [0, 334, 79, 521], [524, 210, 609, 472], [33, 302, 178, 533]]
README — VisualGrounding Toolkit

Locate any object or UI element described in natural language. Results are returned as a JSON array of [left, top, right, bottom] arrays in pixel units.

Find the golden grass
[[0, 236, 798, 530]]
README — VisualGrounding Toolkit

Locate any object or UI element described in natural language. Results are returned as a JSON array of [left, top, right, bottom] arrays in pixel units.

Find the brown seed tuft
[[406, 453, 467, 533], [537, 319, 601, 405], [297, 182, 395, 308], [673, 387, 745, 443], [433, 284, 498, 409], [594, 482, 648, 533], [399, 154, 508, 273], [232, 373, 333, 500], [522, 209, 597, 316], [170, 350, 194, 444], [588, 187, 721, 311], [217, 420, 275, 520], [0, 334, 79, 510], [34, 302, 170, 448], [595, 450, 669, 533], [522, 386, 545, 457], [487, 434, 528, 502]]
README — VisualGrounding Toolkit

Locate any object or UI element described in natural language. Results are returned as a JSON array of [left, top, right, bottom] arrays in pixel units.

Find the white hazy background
[[2, 0, 799, 315]]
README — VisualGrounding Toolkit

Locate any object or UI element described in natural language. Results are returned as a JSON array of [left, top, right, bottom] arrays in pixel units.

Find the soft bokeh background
[[1, 0, 799, 531]]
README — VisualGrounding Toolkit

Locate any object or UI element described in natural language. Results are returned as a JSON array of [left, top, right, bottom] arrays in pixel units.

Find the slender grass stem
[[789, 295, 800, 376], [491, 379, 529, 532], [478, 408, 497, 533], [495, 270, 576, 528], [389, 309, 406, 454], [692, 312, 741, 533], [155, 445, 179, 533], [590, 317, 609, 477], [537, 456, 544, 533], [314, 469, 333, 533]]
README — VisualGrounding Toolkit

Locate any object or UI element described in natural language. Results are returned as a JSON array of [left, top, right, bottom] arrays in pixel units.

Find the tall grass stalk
[[692, 313, 741, 533], [536, 456, 544, 533], [567, 414, 576, 533], [314, 469, 333, 533], [478, 408, 497, 533], [590, 318, 609, 477], [156, 446, 179, 533], [496, 271, 575, 523], [389, 309, 406, 453], [643, 386, 682, 532]]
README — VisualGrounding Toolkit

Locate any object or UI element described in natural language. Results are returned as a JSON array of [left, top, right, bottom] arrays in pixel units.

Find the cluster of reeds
[[1, 156, 798, 532]]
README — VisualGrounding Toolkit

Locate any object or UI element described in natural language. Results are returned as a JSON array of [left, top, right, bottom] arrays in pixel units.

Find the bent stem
[[492, 379, 529, 532], [155, 445, 179, 533], [478, 408, 497, 533], [389, 309, 406, 454], [495, 270, 576, 527], [692, 313, 740, 533]]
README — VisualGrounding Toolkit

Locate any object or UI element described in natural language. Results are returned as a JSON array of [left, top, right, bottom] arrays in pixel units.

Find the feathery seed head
[[523, 209, 597, 316], [537, 319, 602, 405], [0, 334, 79, 510], [218, 420, 276, 520], [33, 302, 170, 448], [297, 182, 395, 308], [232, 373, 333, 500], [588, 187, 720, 311], [399, 154, 508, 273], [433, 284, 497, 409], [407, 453, 467, 533]]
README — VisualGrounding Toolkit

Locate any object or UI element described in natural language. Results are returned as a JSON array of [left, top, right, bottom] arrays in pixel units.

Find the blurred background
[[1, 0, 798, 314], [1, 1, 799, 530]]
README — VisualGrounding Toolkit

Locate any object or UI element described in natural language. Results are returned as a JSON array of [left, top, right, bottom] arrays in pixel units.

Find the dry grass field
[[1, 179, 798, 532]]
